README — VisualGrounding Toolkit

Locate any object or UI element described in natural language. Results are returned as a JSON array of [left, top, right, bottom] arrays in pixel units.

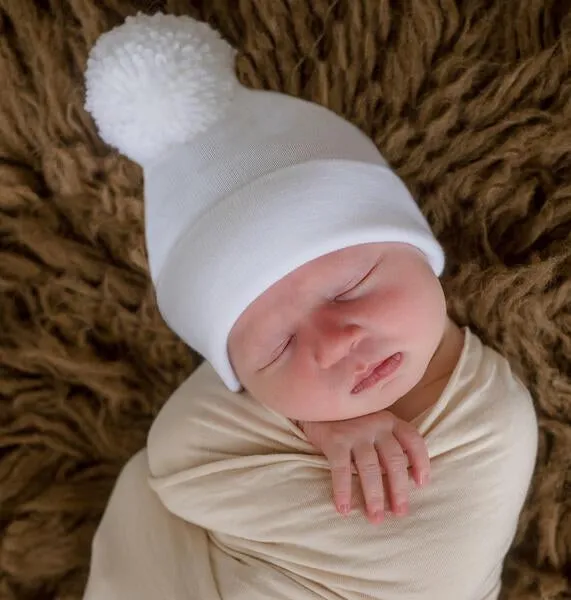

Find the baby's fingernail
[[339, 504, 350, 516], [371, 510, 385, 523], [394, 502, 409, 516], [419, 473, 430, 486]]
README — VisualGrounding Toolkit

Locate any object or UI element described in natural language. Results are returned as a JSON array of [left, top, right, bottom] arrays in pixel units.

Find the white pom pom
[[84, 12, 239, 164]]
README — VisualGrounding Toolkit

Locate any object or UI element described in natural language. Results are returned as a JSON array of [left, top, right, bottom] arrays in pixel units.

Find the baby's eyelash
[[266, 336, 293, 367], [336, 263, 378, 299]]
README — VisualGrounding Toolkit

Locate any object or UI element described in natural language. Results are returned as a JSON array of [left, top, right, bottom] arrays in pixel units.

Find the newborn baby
[[228, 241, 462, 522], [82, 12, 538, 600]]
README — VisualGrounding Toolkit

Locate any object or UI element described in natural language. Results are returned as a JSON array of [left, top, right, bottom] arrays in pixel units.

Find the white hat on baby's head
[[84, 12, 444, 391]]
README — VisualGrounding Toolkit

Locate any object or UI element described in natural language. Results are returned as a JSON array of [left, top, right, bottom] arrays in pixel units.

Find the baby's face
[[228, 242, 447, 422]]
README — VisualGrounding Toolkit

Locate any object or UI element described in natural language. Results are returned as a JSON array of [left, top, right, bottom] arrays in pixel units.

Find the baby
[[227, 241, 462, 522], [82, 12, 538, 600]]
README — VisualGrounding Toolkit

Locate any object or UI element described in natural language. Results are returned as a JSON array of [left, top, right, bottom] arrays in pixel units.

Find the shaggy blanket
[[0, 1, 569, 599]]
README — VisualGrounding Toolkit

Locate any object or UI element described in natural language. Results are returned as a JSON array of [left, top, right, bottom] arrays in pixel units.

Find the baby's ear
[[84, 12, 239, 164]]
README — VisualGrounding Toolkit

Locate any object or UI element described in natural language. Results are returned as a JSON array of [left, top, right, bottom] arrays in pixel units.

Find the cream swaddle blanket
[[83, 329, 537, 600]]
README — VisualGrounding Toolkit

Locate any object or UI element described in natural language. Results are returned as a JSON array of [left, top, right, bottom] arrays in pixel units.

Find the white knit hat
[[84, 12, 445, 391]]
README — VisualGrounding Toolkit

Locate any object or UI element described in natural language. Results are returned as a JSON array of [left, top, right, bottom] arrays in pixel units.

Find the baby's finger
[[327, 450, 353, 516], [353, 445, 385, 523], [376, 437, 409, 516], [393, 421, 430, 487]]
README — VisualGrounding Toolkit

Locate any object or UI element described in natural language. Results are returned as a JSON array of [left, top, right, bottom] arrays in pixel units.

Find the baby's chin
[[285, 375, 412, 423]]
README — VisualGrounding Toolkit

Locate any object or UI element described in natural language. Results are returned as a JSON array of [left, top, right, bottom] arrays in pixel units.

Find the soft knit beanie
[[84, 12, 445, 391]]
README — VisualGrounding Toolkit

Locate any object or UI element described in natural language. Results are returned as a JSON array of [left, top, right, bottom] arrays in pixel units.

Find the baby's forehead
[[280, 243, 382, 286]]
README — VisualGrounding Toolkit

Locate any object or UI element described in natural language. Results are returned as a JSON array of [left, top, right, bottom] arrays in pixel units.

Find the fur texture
[[0, 1, 570, 598]]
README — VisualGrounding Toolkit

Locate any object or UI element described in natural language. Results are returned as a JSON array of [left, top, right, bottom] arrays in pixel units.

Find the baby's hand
[[299, 411, 430, 524]]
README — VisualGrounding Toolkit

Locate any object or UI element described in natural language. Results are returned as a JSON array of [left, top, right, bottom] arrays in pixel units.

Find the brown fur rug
[[1, 0, 570, 598]]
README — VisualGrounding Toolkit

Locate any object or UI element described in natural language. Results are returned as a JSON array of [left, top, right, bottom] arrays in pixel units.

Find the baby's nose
[[311, 309, 362, 369]]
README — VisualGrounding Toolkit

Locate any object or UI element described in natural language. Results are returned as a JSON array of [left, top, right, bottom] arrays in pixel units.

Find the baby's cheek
[[368, 288, 412, 327], [254, 367, 308, 419], [383, 283, 439, 323], [268, 373, 330, 421]]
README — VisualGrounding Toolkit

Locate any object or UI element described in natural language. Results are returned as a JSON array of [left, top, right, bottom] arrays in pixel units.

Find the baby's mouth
[[351, 353, 403, 394]]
